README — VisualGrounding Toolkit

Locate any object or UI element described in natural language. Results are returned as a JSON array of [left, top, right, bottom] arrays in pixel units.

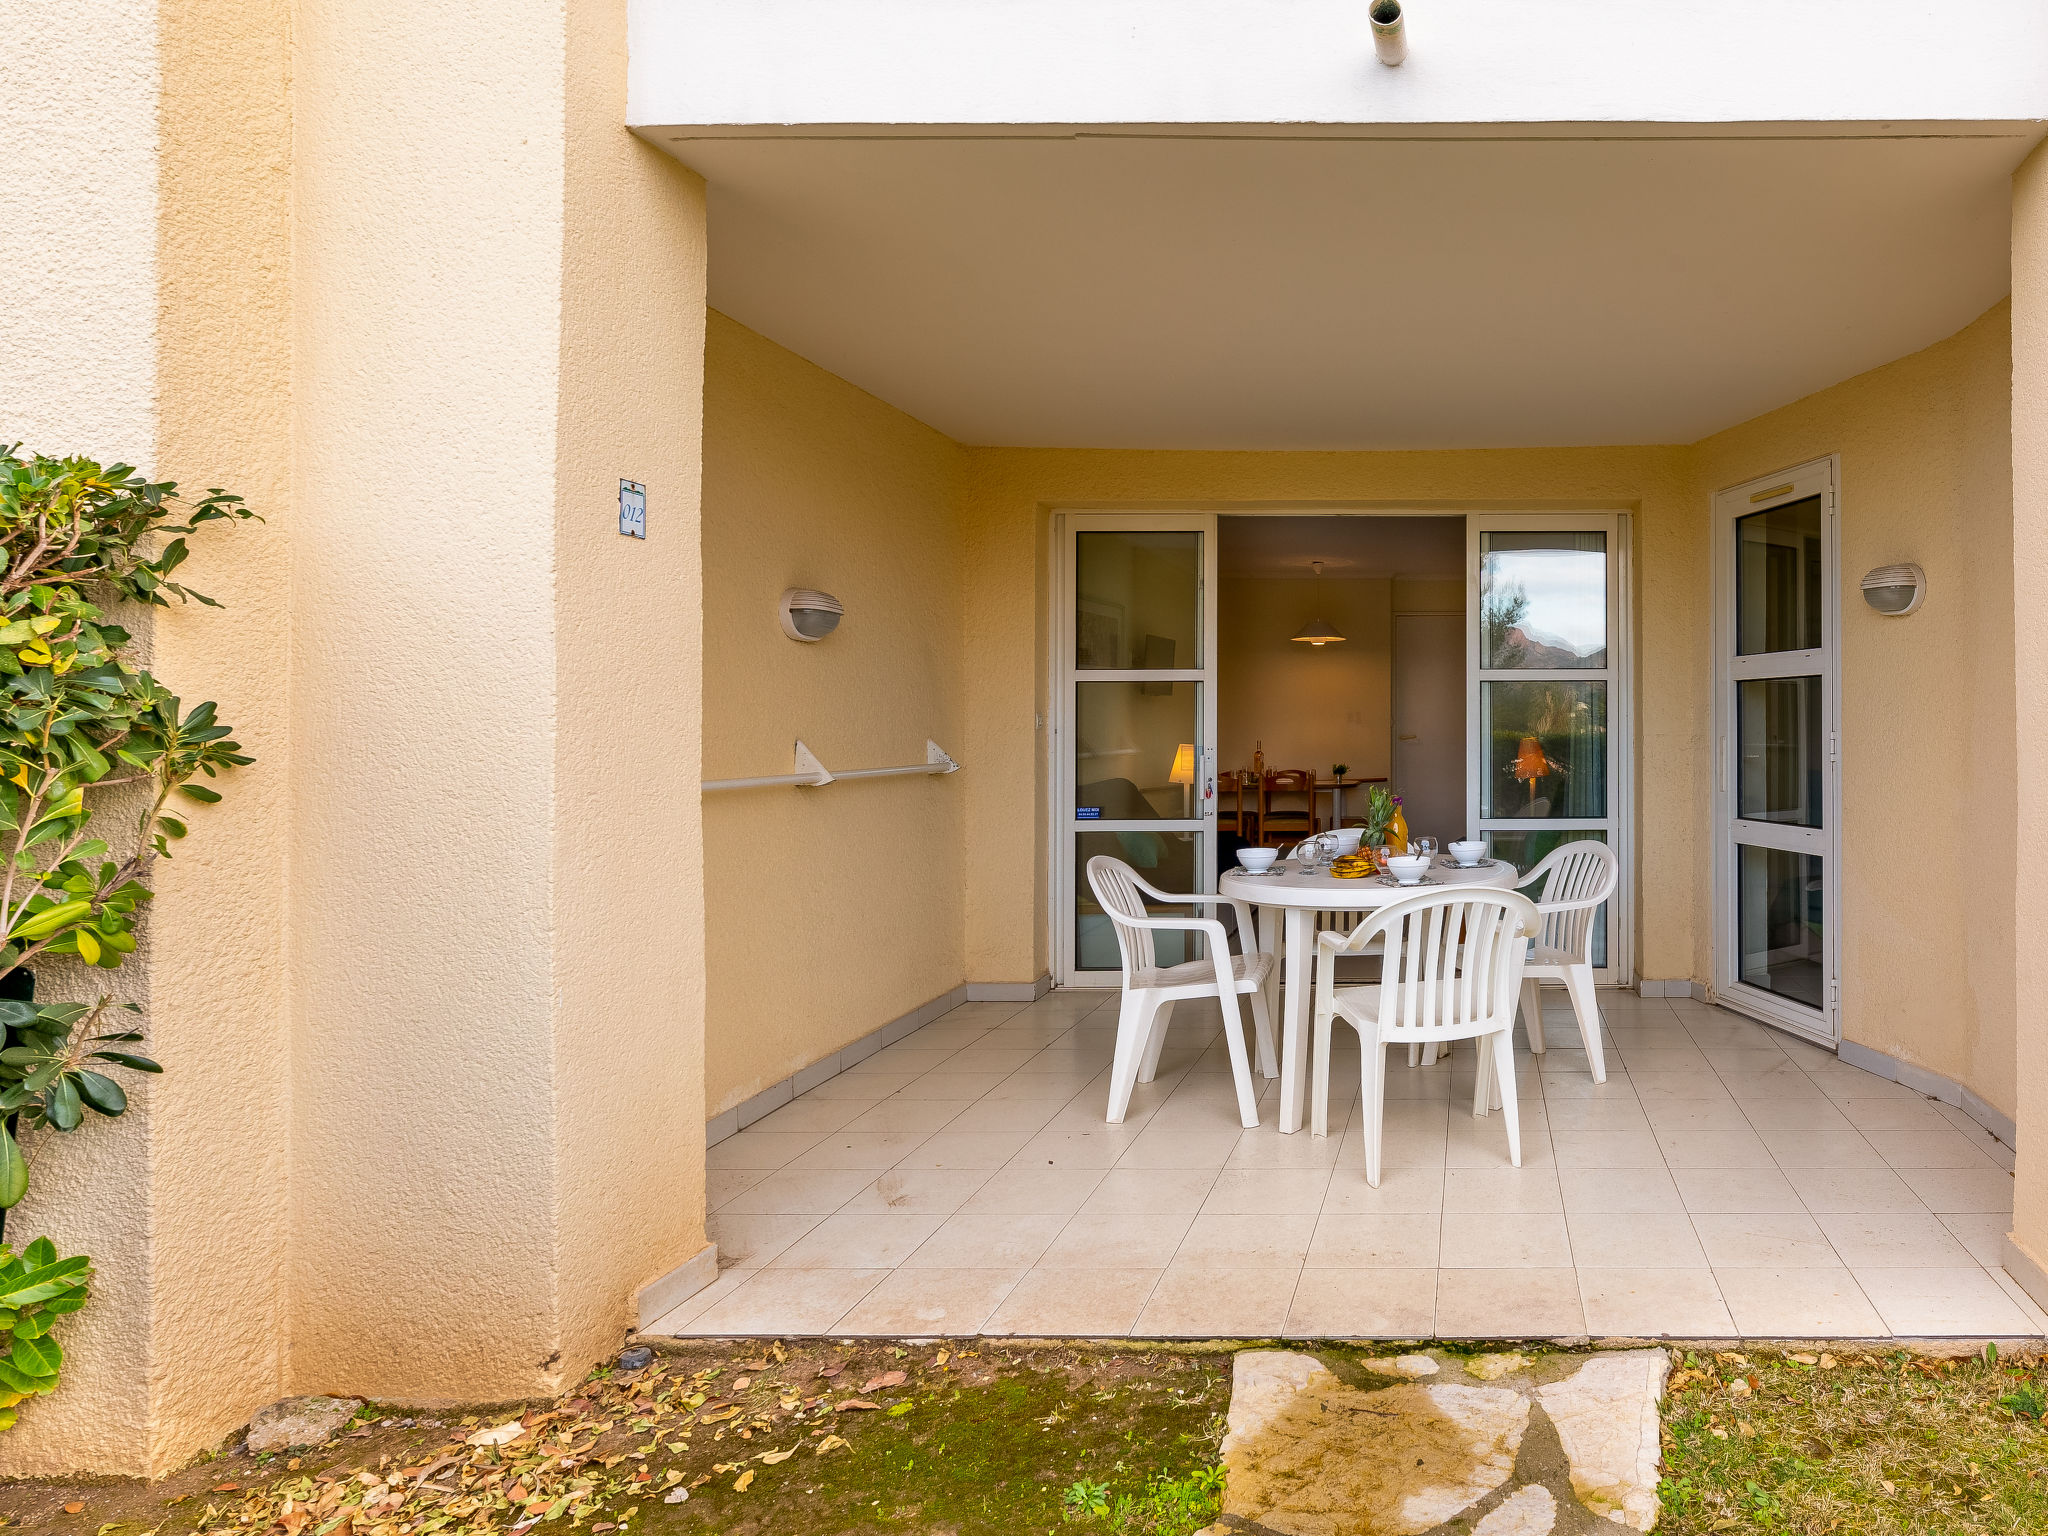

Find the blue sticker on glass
[[1075, 807, 1102, 819]]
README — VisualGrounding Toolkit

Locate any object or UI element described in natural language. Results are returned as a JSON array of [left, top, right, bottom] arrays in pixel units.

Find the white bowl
[[1236, 847, 1279, 873], [1448, 840, 1487, 866], [1386, 854, 1432, 885]]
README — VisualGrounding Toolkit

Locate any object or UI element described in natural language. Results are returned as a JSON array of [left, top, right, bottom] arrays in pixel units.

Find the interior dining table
[[1218, 854, 1521, 1133]]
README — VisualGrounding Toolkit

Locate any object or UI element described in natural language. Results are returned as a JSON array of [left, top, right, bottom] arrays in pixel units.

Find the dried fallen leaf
[[814, 1435, 848, 1456], [699, 1406, 741, 1424], [1819, 1353, 1838, 1368], [62, 1504, 84, 1515], [733, 1470, 755, 1493], [662, 1488, 689, 1505], [861, 1371, 906, 1392], [1789, 1353, 1818, 1365], [757, 1448, 796, 1465], [835, 1399, 880, 1412], [818, 1364, 844, 1379], [737, 1358, 768, 1372], [467, 1421, 526, 1447]]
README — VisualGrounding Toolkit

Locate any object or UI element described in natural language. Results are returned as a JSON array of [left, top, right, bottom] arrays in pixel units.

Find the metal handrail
[[701, 739, 961, 792]]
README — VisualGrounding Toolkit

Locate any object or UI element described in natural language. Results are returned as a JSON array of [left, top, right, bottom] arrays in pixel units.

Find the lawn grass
[[1657, 1345, 2048, 1534]]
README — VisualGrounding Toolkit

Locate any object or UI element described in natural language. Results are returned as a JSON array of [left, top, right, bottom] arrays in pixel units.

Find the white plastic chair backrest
[[1524, 840, 1618, 959], [1327, 888, 1538, 1042], [1086, 855, 1161, 980]]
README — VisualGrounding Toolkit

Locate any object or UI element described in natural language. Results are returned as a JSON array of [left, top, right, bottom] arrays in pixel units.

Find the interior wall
[[1218, 577, 1393, 783], [1689, 300, 2017, 1115], [700, 312, 968, 1118]]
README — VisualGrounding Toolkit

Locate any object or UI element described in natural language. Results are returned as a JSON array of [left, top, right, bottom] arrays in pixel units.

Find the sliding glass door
[[1054, 513, 1220, 986], [1713, 461, 1839, 1044], [1466, 513, 1629, 982]]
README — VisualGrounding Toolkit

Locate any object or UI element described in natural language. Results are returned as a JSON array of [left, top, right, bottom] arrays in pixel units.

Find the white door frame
[[1710, 457, 1842, 1046], [1051, 511, 1220, 988], [1464, 511, 1634, 986]]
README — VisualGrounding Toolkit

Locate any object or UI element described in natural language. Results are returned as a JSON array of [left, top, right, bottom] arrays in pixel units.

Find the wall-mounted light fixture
[[1370, 0, 1408, 66], [1860, 563, 1926, 617], [779, 587, 844, 641], [1290, 561, 1348, 646]]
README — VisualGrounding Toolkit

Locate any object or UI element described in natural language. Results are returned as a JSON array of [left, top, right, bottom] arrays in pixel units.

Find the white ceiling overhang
[[653, 122, 2037, 449]]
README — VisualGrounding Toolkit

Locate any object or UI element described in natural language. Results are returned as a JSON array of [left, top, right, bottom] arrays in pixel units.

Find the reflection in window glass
[[1075, 831, 1205, 972], [1481, 681, 1606, 820], [1737, 676, 1823, 829], [1486, 829, 1607, 969], [1737, 845, 1825, 1009], [1736, 496, 1824, 655], [1076, 531, 1203, 670], [1075, 682, 1201, 821], [1481, 532, 1607, 669]]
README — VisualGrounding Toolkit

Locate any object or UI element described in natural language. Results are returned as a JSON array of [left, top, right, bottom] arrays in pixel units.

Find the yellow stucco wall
[[700, 314, 967, 1117], [1691, 301, 2017, 1115]]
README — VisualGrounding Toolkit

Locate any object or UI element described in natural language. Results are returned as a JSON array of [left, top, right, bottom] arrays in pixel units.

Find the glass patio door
[[1713, 461, 1840, 1045], [1054, 513, 1219, 986], [1466, 513, 1629, 982]]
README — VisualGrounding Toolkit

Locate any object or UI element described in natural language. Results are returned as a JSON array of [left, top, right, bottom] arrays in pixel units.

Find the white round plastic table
[[1218, 857, 1520, 1133]]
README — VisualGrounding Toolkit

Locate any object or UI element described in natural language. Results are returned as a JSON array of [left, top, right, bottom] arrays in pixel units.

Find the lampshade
[[1169, 742, 1197, 785], [1290, 618, 1347, 646], [1513, 735, 1551, 782]]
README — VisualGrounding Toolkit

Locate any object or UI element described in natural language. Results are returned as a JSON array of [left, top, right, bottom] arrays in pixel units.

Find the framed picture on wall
[[1077, 597, 1125, 670]]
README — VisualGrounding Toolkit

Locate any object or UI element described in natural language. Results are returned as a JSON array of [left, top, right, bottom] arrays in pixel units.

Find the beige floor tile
[[1117, 1127, 1246, 1170], [1785, 1166, 1928, 1214], [1715, 1268, 1885, 1337], [892, 1070, 1013, 1100], [1202, 1167, 1336, 1215], [1551, 1130, 1666, 1169], [1673, 1166, 1805, 1214], [1896, 1166, 2016, 1215], [707, 1129, 826, 1170], [849, 1046, 961, 1075], [1653, 1130, 1777, 1169], [1617, 1048, 1710, 1075], [903, 1212, 1069, 1270], [706, 1168, 771, 1211], [789, 1131, 936, 1170], [1938, 1212, 2012, 1268], [1640, 1099, 1754, 1134], [985, 1071, 1104, 1102], [833, 1268, 1023, 1335], [1726, 1076, 1831, 1106], [1010, 1126, 1146, 1170], [1693, 1213, 1838, 1269], [1444, 1119, 1545, 1169], [1854, 1267, 2038, 1335], [842, 1098, 983, 1134], [705, 1211, 824, 1270], [1442, 1165, 1564, 1213], [1740, 1099, 1853, 1135], [983, 1268, 1161, 1336], [1537, 1071, 1640, 1102], [943, 1046, 1043, 1072], [1175, 1211, 1318, 1268], [1079, 1167, 1218, 1214], [1038, 1211, 1195, 1270], [1567, 1213, 1706, 1268], [959, 1166, 1105, 1214], [682, 1268, 889, 1335], [1754, 1131, 1886, 1169], [897, 1129, 1039, 1169], [1305, 1212, 1441, 1268], [722, 1166, 880, 1215], [1226, 1125, 1347, 1168], [936, 1098, 1063, 1134], [1704, 1048, 1805, 1075], [1557, 1165, 1684, 1215], [643, 1266, 758, 1335], [1990, 1268, 2048, 1333], [1441, 1212, 1573, 1269], [1134, 1265, 1300, 1337], [1628, 1072, 1735, 1103], [1580, 1270, 1734, 1337], [1544, 1098, 1652, 1133], [751, 1097, 872, 1135], [1285, 1268, 1437, 1337], [1815, 1211, 1976, 1269], [805, 1070, 920, 1099], [768, 1209, 948, 1270], [839, 1168, 995, 1215], [1323, 1161, 1447, 1214], [1434, 1268, 1586, 1337]]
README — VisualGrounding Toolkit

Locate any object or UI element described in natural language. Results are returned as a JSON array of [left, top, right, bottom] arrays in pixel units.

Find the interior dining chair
[[1513, 839, 1620, 1082], [1085, 855, 1277, 1129], [1258, 768, 1317, 847], [1216, 770, 1255, 842], [1310, 885, 1540, 1186]]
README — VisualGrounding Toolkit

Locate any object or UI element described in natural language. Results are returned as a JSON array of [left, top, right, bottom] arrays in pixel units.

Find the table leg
[[1278, 906, 1313, 1133]]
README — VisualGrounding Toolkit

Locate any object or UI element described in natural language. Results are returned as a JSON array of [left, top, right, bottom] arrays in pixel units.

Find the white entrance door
[[1466, 513, 1630, 983], [1712, 460, 1840, 1045], [1054, 513, 1220, 986]]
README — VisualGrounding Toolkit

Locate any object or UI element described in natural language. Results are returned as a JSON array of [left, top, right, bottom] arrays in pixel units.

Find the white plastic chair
[[1513, 840, 1619, 1083], [1086, 855, 1277, 1129], [1310, 885, 1541, 1186]]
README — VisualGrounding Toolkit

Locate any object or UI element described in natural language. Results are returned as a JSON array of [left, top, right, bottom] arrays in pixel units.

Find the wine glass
[[1413, 835, 1438, 861]]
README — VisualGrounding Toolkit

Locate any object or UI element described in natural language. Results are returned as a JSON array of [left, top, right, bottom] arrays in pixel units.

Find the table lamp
[[1170, 741, 1196, 817]]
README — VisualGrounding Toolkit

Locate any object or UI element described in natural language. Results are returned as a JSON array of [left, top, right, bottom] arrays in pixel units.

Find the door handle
[[1398, 733, 1418, 741]]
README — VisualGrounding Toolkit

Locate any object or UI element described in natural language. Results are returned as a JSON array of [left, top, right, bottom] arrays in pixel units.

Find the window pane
[[1481, 531, 1607, 669], [1076, 530, 1203, 670], [1735, 495, 1824, 655], [1481, 680, 1606, 819], [1737, 845, 1825, 1009], [1075, 682, 1201, 821], [1738, 676, 1823, 829], [1075, 830, 1205, 971], [1486, 829, 1607, 969]]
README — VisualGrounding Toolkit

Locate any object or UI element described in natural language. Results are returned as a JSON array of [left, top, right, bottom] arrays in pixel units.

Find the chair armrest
[[1533, 892, 1610, 914]]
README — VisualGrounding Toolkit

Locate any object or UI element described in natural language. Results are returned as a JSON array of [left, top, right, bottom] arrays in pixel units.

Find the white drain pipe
[[1370, 0, 1408, 66]]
